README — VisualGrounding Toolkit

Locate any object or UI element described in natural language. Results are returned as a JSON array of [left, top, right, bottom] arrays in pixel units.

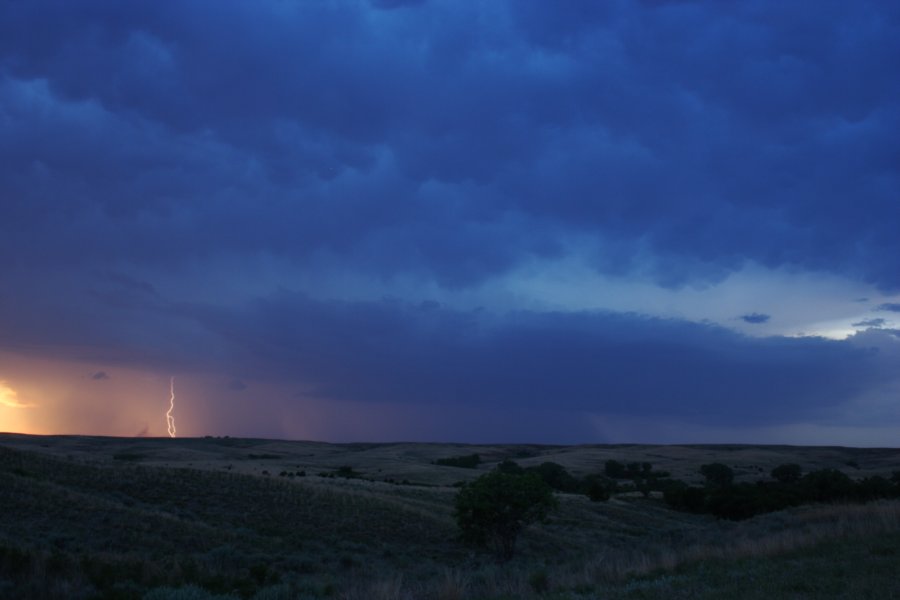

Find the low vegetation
[[664, 462, 900, 520], [1, 436, 899, 599]]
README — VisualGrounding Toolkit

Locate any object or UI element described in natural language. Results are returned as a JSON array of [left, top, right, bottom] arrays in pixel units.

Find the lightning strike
[[166, 376, 177, 438]]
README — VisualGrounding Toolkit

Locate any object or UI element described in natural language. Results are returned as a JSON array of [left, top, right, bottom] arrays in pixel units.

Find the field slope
[[1, 434, 898, 599]]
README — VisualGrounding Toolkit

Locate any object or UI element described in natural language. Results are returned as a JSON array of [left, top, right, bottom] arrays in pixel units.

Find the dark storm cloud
[[740, 313, 770, 324], [227, 379, 247, 392], [175, 292, 895, 427], [851, 318, 886, 328], [0, 1, 898, 289], [1, 1, 899, 439], [370, 0, 427, 9]]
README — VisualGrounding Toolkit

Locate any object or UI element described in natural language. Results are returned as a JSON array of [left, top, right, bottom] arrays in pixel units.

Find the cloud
[[0, 380, 35, 408], [740, 313, 770, 324], [227, 379, 248, 392], [91, 371, 110, 380], [370, 0, 426, 9], [876, 303, 900, 313], [175, 291, 898, 427], [0, 2, 898, 442], [851, 318, 886, 328], [0, 2, 897, 292]]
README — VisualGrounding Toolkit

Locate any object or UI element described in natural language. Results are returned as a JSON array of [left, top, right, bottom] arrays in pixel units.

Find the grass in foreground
[[1, 442, 899, 599]]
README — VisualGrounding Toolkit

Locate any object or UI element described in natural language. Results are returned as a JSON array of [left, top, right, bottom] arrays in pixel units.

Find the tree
[[495, 459, 525, 475], [582, 474, 611, 502], [454, 471, 557, 561], [800, 468, 854, 502], [604, 459, 626, 478], [700, 463, 734, 488], [526, 461, 579, 492]]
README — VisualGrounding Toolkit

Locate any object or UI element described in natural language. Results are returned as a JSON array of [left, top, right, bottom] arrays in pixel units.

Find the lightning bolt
[[166, 376, 177, 438]]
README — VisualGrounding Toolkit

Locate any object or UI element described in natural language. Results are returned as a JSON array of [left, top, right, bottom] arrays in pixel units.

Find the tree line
[[452, 457, 900, 560]]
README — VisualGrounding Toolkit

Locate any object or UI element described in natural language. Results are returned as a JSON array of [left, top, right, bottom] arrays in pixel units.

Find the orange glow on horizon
[[0, 379, 38, 435], [0, 380, 35, 409]]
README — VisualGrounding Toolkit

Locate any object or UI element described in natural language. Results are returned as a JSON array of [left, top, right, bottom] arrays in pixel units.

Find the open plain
[[1, 433, 899, 599]]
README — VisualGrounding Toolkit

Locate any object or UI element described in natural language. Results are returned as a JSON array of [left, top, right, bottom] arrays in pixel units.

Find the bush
[[771, 463, 802, 484], [706, 483, 801, 520], [525, 462, 579, 493], [800, 469, 854, 502], [582, 475, 611, 502], [495, 459, 524, 475], [528, 569, 549, 593], [664, 483, 708, 513], [335, 466, 360, 478], [454, 471, 557, 561], [855, 476, 895, 501], [700, 463, 734, 488], [604, 460, 626, 479]]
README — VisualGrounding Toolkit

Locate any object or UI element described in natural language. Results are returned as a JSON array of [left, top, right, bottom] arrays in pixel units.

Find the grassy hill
[[1, 434, 899, 599]]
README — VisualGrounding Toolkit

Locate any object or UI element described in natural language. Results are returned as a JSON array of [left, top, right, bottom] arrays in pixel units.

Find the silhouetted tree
[[800, 468, 854, 502], [582, 474, 611, 502], [526, 462, 579, 492], [700, 463, 734, 488], [454, 471, 557, 561]]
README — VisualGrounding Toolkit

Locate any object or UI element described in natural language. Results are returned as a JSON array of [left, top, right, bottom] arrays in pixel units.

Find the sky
[[1, 0, 899, 445]]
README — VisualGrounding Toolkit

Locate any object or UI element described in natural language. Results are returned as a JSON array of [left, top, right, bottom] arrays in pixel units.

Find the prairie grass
[[1, 437, 899, 599]]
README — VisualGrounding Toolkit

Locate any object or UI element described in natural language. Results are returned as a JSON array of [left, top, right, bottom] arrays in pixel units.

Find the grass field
[[1, 433, 898, 599]]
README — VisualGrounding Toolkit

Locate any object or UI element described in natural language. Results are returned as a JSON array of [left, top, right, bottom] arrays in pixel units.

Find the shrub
[[335, 466, 361, 478], [583, 476, 611, 502], [664, 483, 708, 513], [855, 476, 895, 501], [800, 469, 854, 502], [528, 569, 549, 593], [454, 471, 557, 561], [771, 463, 802, 484], [525, 462, 579, 493], [495, 459, 524, 475], [700, 463, 734, 488], [706, 483, 801, 520], [604, 460, 627, 479]]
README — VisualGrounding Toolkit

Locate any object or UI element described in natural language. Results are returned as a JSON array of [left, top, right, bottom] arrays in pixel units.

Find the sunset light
[[0, 380, 32, 409]]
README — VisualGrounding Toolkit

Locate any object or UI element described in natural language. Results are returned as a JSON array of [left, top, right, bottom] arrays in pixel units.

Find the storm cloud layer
[[1, 1, 899, 442]]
